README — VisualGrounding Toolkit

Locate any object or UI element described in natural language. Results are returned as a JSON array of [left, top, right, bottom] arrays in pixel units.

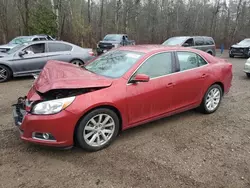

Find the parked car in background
[[243, 58, 250, 78], [162, 36, 216, 56], [96, 34, 135, 55], [229, 38, 250, 58], [12, 45, 232, 151], [0, 40, 95, 82], [0, 34, 55, 53]]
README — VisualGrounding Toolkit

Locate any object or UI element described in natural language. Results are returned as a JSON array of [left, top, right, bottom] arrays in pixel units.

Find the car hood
[[0, 52, 8, 58], [0, 43, 17, 49], [231, 44, 250, 48], [34, 60, 113, 93]]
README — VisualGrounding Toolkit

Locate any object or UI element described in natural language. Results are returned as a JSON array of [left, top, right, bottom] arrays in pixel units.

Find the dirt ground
[[0, 51, 250, 188]]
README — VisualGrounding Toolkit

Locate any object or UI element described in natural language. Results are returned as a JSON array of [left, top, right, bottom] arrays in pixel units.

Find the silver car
[[162, 36, 216, 56], [243, 58, 250, 78], [0, 35, 55, 52], [0, 40, 95, 82]]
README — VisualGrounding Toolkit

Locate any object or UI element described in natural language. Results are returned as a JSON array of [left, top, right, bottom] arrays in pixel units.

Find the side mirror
[[183, 43, 190, 47], [18, 51, 27, 57], [130, 74, 150, 83]]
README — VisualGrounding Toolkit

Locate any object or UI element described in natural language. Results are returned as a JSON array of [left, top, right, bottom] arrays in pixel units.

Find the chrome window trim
[[127, 50, 209, 85]]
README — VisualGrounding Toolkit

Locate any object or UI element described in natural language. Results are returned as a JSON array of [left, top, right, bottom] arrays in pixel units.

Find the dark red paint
[[19, 45, 232, 147]]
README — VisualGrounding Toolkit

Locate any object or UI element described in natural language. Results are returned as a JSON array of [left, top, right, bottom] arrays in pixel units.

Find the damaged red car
[[13, 45, 233, 151]]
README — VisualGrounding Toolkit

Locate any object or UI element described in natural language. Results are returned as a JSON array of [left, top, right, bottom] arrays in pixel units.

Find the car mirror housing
[[18, 51, 26, 57], [130, 74, 150, 83]]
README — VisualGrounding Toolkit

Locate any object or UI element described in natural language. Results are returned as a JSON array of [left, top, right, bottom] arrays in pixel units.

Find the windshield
[[103, 34, 122, 41], [85, 50, 143, 78], [162, 37, 188, 46], [9, 37, 32, 45], [238, 39, 250, 46], [7, 44, 26, 54]]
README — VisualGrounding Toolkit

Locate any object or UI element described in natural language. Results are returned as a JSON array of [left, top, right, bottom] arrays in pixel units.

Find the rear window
[[48, 43, 72, 52], [204, 37, 215, 45]]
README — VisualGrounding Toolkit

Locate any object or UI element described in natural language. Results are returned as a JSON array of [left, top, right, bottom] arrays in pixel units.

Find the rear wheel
[[246, 73, 250, 78], [0, 65, 11, 83], [199, 84, 222, 114], [76, 108, 120, 152], [70, 59, 84, 67]]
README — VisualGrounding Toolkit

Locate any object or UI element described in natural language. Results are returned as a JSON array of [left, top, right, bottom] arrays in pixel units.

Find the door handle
[[166, 82, 175, 88]]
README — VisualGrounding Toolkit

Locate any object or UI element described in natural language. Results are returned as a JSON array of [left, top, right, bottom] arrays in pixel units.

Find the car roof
[[170, 36, 214, 39], [22, 40, 72, 45], [118, 44, 198, 53]]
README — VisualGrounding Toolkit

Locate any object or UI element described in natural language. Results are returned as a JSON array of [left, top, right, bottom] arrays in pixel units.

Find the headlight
[[32, 96, 75, 115], [113, 44, 120, 48]]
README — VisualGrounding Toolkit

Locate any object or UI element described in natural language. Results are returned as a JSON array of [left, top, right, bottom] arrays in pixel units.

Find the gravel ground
[[0, 51, 250, 188]]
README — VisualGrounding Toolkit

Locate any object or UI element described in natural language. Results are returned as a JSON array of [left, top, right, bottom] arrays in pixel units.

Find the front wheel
[[0, 65, 12, 83], [229, 54, 234, 58], [70, 59, 84, 67], [199, 84, 222, 114], [76, 108, 120, 152], [246, 73, 250, 78]]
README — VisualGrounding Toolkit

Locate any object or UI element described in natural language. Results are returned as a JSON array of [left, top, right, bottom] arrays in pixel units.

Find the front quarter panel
[[65, 78, 129, 129]]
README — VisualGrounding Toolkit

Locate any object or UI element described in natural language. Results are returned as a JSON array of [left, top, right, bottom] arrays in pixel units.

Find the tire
[[70, 59, 84, 67], [246, 73, 250, 78], [229, 54, 234, 58], [76, 108, 120, 152], [0, 65, 12, 83], [198, 84, 223, 114], [207, 51, 213, 55]]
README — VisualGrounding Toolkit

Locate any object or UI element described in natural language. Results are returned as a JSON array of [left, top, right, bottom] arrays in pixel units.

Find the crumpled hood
[[34, 60, 113, 93], [231, 44, 250, 48]]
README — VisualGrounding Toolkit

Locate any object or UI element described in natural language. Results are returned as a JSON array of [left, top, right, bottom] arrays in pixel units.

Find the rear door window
[[48, 43, 73, 52], [204, 37, 215, 45], [194, 37, 205, 46], [176, 51, 207, 71]]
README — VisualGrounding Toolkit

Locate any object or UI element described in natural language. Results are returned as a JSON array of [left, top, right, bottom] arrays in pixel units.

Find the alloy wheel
[[0, 66, 7, 82], [83, 114, 115, 147], [205, 88, 221, 111]]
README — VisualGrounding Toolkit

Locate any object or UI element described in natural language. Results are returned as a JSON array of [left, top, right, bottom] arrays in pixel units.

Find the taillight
[[88, 51, 95, 56]]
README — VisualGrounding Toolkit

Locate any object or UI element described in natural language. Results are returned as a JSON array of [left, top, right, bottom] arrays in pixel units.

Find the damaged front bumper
[[12, 96, 78, 148]]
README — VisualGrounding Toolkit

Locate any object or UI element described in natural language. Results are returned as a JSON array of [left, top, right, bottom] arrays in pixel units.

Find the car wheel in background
[[199, 84, 223, 114], [76, 108, 120, 152], [0, 65, 12, 83], [70, 59, 84, 67], [229, 54, 234, 58], [246, 73, 250, 78]]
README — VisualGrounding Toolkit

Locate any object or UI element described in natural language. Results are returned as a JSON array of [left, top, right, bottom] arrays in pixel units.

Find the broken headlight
[[32, 96, 75, 115]]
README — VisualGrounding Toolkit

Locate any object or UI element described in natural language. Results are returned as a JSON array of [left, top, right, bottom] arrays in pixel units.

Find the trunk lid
[[33, 60, 113, 94]]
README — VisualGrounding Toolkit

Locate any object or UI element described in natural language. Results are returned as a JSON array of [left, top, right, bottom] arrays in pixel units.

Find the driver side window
[[134, 52, 173, 79], [23, 43, 45, 55]]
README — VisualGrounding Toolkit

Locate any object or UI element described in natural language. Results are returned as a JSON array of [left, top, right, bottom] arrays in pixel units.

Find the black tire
[[207, 51, 213, 55], [246, 73, 250, 78], [70, 59, 84, 67], [0, 65, 12, 83], [76, 108, 120, 152], [198, 84, 223, 114], [229, 54, 234, 58]]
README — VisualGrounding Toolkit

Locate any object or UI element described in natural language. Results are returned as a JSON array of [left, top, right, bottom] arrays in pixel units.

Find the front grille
[[98, 42, 114, 49]]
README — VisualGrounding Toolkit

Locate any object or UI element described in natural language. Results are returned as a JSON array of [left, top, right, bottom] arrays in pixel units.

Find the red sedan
[[13, 45, 232, 151]]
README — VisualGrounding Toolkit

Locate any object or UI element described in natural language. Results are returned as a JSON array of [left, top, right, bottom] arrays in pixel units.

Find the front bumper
[[229, 48, 250, 57], [12, 98, 79, 148]]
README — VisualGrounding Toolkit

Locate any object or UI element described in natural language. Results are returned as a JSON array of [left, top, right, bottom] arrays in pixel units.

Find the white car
[[244, 58, 250, 78]]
